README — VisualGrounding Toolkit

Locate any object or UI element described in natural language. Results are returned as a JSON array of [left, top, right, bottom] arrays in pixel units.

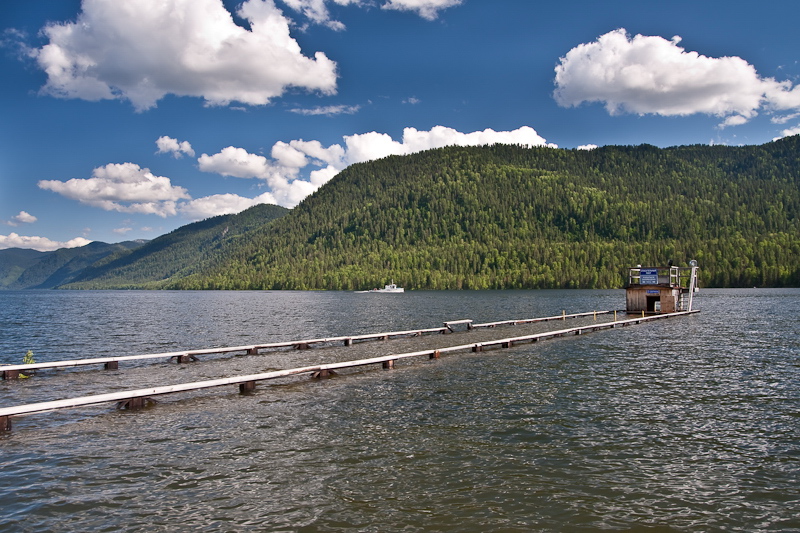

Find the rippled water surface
[[1, 289, 799, 532]]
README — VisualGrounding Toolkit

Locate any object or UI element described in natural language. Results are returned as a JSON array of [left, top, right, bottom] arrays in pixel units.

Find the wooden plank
[[0, 326, 450, 376], [0, 313, 605, 377], [472, 310, 613, 329], [444, 319, 473, 332], [0, 310, 699, 427]]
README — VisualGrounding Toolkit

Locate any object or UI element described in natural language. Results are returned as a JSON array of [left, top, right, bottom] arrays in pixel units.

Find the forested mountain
[[64, 203, 289, 289], [63, 137, 800, 290], [0, 241, 145, 290]]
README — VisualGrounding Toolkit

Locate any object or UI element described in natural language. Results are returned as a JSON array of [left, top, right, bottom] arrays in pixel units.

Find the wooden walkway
[[0, 326, 451, 379], [1, 311, 612, 379], [1, 310, 696, 431]]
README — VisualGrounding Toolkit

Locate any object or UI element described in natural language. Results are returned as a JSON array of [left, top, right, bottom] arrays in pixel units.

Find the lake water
[[1, 289, 799, 532]]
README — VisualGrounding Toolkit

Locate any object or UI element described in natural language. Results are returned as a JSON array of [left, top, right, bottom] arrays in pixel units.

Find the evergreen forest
[[63, 137, 799, 290]]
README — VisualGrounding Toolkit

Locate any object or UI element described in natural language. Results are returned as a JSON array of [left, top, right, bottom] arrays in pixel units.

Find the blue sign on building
[[640, 269, 658, 284]]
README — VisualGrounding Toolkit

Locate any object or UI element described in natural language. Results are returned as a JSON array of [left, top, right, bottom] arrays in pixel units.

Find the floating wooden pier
[[0, 325, 454, 380], [1, 311, 612, 380], [0, 310, 697, 431]]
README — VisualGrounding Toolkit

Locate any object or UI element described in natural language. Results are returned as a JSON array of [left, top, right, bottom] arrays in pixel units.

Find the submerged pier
[[1, 309, 698, 431], [0, 311, 610, 380]]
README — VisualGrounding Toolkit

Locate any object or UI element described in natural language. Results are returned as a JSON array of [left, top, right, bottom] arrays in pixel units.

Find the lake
[[1, 289, 799, 532]]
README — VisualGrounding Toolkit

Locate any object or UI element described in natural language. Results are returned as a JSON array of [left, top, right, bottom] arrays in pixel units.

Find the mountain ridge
[[7, 137, 800, 290]]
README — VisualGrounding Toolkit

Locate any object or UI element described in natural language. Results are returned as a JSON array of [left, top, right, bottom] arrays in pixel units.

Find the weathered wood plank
[[0, 326, 450, 377], [472, 310, 613, 329]]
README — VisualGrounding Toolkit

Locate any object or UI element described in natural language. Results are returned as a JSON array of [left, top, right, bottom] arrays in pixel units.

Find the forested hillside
[[135, 136, 800, 290], [0, 241, 145, 289], [64, 204, 289, 289]]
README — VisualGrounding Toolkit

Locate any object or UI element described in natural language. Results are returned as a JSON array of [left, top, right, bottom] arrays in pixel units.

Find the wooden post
[[104, 361, 119, 370], [1, 415, 10, 431], [429, 350, 441, 359], [472, 344, 482, 352], [344, 338, 353, 346], [502, 341, 512, 348], [2, 370, 20, 380], [175, 354, 190, 364], [118, 397, 148, 410], [614, 310, 618, 322], [382, 360, 395, 369], [247, 348, 259, 355], [312, 369, 337, 379], [562, 310, 566, 320], [295, 343, 310, 350], [239, 381, 256, 393]]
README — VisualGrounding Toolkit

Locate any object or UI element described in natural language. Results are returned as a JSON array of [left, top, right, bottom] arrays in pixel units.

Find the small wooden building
[[626, 261, 699, 313]]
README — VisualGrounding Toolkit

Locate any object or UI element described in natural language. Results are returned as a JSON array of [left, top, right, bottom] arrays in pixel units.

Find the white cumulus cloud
[[343, 125, 553, 163], [32, 0, 338, 111], [554, 28, 800, 127], [156, 136, 195, 158], [199, 125, 553, 207], [381, 0, 463, 20], [6, 211, 38, 226], [279, 0, 350, 30], [773, 126, 800, 141], [178, 192, 278, 221], [197, 145, 317, 207], [0, 233, 92, 252], [771, 112, 800, 125], [197, 146, 276, 179], [38, 162, 190, 217], [280, 0, 461, 27]]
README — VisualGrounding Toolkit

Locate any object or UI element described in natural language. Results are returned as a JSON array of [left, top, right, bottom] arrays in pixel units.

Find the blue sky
[[2, 0, 799, 251]]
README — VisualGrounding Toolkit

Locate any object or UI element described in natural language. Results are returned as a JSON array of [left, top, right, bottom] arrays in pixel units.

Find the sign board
[[646, 289, 660, 294], [640, 269, 658, 284]]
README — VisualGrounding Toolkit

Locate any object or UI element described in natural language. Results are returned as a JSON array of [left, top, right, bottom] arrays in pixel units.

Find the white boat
[[356, 280, 404, 293]]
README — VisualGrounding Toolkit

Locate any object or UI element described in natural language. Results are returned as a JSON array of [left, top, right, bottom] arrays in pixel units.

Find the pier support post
[[2, 370, 20, 380], [247, 348, 259, 355], [295, 343, 310, 350], [311, 369, 337, 379], [239, 381, 256, 393], [1, 415, 10, 431], [344, 338, 353, 346], [501, 341, 512, 348], [117, 397, 151, 410], [429, 350, 441, 360], [104, 361, 119, 370], [173, 354, 191, 364], [382, 360, 395, 369], [472, 344, 483, 352]]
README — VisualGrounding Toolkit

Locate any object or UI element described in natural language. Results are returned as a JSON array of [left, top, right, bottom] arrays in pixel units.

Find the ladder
[[680, 263, 699, 311]]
